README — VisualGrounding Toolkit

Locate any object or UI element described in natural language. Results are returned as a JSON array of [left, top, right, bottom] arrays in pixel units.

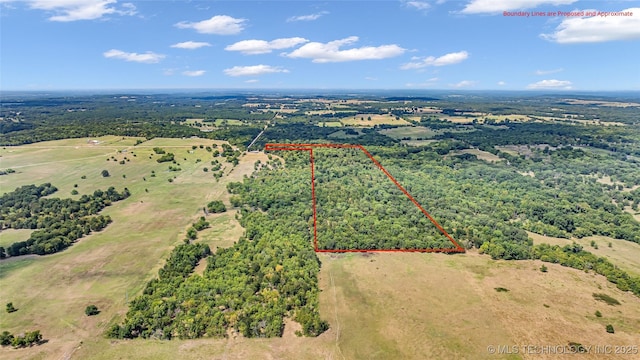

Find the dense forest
[[0, 183, 130, 256], [110, 158, 328, 339]]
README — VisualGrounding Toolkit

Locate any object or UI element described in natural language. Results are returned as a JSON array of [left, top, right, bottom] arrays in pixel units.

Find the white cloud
[[225, 37, 309, 55], [404, 1, 431, 10], [27, 0, 137, 22], [401, 51, 469, 69], [175, 15, 246, 35], [527, 79, 572, 89], [541, 8, 640, 43], [461, 0, 577, 14], [287, 11, 328, 22], [535, 68, 563, 75], [245, 79, 259, 83], [170, 41, 212, 50], [497, 81, 506, 86], [284, 36, 405, 63], [182, 70, 206, 77], [223, 65, 289, 77], [103, 49, 165, 63], [365, 77, 378, 81], [451, 80, 476, 88]]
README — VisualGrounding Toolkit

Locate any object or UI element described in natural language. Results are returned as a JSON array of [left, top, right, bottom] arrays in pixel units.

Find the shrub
[[207, 200, 226, 213], [5, 302, 17, 313], [494, 287, 509, 292], [101, 170, 110, 177], [85, 305, 100, 316], [595, 310, 602, 317], [606, 324, 614, 333], [540, 264, 548, 272]]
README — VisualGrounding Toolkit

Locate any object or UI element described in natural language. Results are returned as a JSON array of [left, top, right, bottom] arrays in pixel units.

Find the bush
[[606, 324, 614, 333], [595, 310, 602, 317], [540, 264, 548, 272], [207, 200, 227, 213], [5, 302, 17, 313], [71, 189, 79, 195], [101, 170, 110, 177], [494, 287, 509, 292], [85, 305, 100, 316]]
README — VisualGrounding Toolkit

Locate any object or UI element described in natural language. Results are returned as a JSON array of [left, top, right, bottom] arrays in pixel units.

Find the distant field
[[341, 114, 411, 127], [449, 149, 503, 163], [0, 136, 269, 360], [306, 110, 335, 115], [317, 121, 343, 127], [212, 119, 244, 126], [401, 139, 439, 146], [528, 232, 640, 276], [379, 126, 437, 140]]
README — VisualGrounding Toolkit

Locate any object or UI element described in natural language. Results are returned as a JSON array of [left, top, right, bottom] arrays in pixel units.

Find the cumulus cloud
[[497, 81, 506, 86], [103, 49, 165, 63], [461, 0, 577, 14], [223, 65, 289, 77], [175, 15, 246, 35], [541, 8, 640, 43], [535, 68, 563, 75], [401, 51, 469, 69], [287, 11, 328, 22], [225, 37, 309, 55], [527, 79, 572, 89], [182, 70, 206, 77], [170, 41, 212, 50], [451, 80, 476, 88], [284, 36, 405, 63], [27, 0, 137, 22]]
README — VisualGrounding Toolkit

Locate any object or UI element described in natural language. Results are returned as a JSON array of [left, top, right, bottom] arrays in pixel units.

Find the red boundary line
[[265, 143, 465, 253]]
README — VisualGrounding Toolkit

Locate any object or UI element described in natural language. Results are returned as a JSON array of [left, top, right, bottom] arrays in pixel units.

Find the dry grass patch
[[341, 114, 410, 127]]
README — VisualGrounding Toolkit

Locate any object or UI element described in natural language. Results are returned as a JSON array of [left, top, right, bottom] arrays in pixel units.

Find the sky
[[1, 0, 639, 91]]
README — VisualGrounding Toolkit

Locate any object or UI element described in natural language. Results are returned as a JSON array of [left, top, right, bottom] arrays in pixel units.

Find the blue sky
[[1, 0, 639, 91]]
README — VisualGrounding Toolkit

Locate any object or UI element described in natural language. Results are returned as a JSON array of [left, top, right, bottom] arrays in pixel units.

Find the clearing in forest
[[264, 143, 464, 253]]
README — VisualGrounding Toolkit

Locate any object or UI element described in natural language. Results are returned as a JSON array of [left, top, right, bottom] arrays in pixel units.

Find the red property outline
[[265, 143, 465, 253]]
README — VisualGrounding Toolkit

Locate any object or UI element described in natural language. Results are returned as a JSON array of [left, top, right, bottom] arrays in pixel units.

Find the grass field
[[2, 137, 640, 359], [0, 136, 268, 360], [529, 232, 640, 276], [379, 126, 437, 140], [341, 114, 411, 127], [0, 229, 34, 248], [317, 121, 343, 127], [65, 252, 640, 360], [449, 149, 504, 163]]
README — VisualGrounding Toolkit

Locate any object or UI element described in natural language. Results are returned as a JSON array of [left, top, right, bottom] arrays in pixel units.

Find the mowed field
[[1, 137, 640, 359]]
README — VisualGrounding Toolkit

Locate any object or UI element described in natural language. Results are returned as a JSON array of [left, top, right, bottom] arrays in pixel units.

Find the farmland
[[1, 92, 640, 359]]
